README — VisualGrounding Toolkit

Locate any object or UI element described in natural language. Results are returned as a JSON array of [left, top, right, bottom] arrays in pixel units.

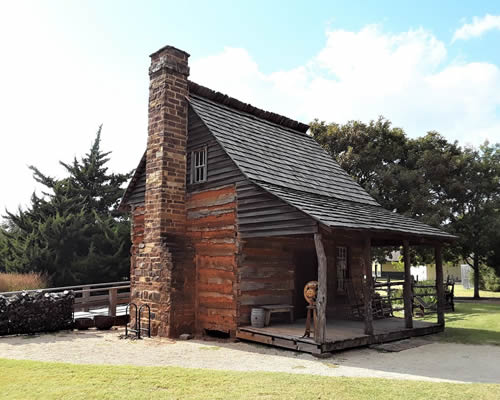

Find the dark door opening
[[293, 250, 318, 319]]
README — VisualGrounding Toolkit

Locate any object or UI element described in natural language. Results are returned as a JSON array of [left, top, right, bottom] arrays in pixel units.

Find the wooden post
[[363, 237, 373, 335], [314, 233, 327, 344], [82, 285, 90, 312], [109, 288, 117, 317], [435, 244, 445, 326], [403, 240, 413, 329], [387, 276, 391, 300]]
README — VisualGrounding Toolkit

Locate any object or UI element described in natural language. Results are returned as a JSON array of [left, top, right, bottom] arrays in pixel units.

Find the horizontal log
[[194, 243, 237, 256], [239, 266, 293, 279], [196, 256, 237, 271], [240, 280, 293, 291], [197, 283, 234, 295], [240, 294, 291, 306]]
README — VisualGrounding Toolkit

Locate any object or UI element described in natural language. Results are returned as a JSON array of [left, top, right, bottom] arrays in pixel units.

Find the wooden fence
[[0, 281, 130, 317]]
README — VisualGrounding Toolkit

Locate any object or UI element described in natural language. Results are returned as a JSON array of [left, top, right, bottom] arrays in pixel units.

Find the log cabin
[[119, 44, 456, 354]]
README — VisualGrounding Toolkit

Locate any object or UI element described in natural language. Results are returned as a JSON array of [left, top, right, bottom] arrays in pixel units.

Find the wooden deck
[[237, 317, 443, 355], [73, 304, 128, 320]]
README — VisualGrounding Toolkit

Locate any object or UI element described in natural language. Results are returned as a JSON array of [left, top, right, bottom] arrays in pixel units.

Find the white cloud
[[453, 14, 500, 42], [190, 26, 500, 146], [2, 9, 500, 216]]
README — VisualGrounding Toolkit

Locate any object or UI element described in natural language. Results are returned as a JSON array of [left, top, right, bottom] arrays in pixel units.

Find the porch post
[[435, 244, 445, 326], [363, 236, 373, 335], [403, 240, 413, 329], [314, 233, 327, 343]]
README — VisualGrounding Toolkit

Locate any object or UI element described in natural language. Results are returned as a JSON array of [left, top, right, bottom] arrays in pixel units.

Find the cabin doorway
[[293, 249, 317, 319]]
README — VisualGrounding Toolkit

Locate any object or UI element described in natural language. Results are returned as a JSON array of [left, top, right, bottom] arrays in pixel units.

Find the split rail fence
[[0, 281, 131, 317]]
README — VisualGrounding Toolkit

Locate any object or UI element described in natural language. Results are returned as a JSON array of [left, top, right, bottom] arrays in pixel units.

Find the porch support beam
[[314, 233, 327, 344], [363, 236, 373, 335], [435, 244, 445, 326], [403, 240, 413, 329]]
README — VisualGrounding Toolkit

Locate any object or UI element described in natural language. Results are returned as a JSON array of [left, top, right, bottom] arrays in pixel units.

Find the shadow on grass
[[437, 327, 500, 345]]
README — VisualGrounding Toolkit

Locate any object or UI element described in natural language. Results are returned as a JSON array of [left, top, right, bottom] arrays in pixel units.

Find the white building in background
[[461, 264, 473, 289], [373, 251, 462, 282]]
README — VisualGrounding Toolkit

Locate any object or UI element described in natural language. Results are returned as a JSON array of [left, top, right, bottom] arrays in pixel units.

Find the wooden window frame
[[190, 146, 208, 184], [336, 246, 349, 292]]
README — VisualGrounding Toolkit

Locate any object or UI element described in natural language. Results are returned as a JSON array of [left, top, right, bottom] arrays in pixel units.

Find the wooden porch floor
[[237, 317, 443, 355]]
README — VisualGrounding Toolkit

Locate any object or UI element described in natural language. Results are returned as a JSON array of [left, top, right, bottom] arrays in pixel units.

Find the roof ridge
[[188, 81, 309, 134]]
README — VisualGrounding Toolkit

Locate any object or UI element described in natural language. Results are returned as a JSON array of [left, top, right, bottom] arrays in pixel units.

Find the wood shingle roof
[[188, 85, 455, 241], [189, 94, 379, 207]]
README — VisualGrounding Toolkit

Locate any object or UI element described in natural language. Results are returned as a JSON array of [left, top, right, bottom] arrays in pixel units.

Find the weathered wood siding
[[187, 106, 245, 191], [127, 159, 146, 208], [186, 186, 239, 335], [323, 231, 366, 318], [236, 181, 317, 238]]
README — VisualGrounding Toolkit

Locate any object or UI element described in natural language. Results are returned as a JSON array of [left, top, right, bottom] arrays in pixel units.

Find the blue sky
[[1, 1, 500, 214]]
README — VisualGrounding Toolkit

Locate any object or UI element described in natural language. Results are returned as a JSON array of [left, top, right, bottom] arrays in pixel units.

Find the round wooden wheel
[[303, 281, 318, 305]]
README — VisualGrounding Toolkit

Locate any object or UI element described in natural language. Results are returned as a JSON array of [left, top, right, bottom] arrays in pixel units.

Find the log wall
[[238, 236, 312, 325], [186, 186, 239, 335]]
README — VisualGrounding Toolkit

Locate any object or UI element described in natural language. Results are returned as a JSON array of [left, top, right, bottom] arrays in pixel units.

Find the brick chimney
[[132, 45, 193, 337]]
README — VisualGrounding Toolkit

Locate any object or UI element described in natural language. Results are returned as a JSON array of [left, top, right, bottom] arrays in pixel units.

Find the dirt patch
[[370, 338, 431, 352]]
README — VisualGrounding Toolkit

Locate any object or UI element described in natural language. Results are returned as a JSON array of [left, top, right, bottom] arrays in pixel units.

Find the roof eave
[[118, 152, 146, 212]]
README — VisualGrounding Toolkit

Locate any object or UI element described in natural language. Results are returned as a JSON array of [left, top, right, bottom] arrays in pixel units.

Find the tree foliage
[[0, 127, 132, 286], [311, 118, 500, 297]]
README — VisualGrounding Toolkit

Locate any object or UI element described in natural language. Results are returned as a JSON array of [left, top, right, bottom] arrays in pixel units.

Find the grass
[[454, 286, 500, 298], [419, 302, 500, 345], [0, 272, 48, 292], [199, 346, 221, 351], [0, 358, 499, 400]]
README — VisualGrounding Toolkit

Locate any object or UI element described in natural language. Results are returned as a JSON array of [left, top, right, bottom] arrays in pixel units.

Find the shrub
[[0, 272, 49, 293], [387, 280, 438, 307], [479, 265, 500, 292], [413, 280, 437, 305]]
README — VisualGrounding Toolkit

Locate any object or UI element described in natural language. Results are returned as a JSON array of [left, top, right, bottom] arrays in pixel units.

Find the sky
[[1, 0, 500, 215]]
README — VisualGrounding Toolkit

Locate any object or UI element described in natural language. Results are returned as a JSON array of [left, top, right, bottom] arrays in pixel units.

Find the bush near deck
[[0, 273, 48, 293]]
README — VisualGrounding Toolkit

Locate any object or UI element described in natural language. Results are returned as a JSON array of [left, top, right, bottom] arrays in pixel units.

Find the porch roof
[[257, 182, 455, 241]]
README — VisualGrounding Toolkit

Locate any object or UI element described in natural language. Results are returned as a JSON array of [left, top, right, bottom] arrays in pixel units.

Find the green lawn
[[0, 358, 499, 400], [454, 286, 500, 298], [421, 302, 500, 345]]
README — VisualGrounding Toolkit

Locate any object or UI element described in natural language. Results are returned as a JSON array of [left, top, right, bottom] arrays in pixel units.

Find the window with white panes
[[336, 246, 348, 291], [191, 147, 207, 184]]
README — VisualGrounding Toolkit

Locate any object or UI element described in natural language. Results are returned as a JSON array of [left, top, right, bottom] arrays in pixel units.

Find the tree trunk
[[473, 253, 480, 299]]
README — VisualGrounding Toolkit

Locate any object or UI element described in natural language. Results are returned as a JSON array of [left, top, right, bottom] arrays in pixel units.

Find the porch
[[237, 317, 443, 355], [236, 229, 450, 355]]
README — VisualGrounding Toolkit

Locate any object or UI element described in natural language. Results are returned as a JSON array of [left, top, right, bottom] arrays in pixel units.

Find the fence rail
[[0, 281, 131, 317]]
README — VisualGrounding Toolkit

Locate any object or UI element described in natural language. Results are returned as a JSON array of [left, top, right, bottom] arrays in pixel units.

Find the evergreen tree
[[0, 127, 132, 286]]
